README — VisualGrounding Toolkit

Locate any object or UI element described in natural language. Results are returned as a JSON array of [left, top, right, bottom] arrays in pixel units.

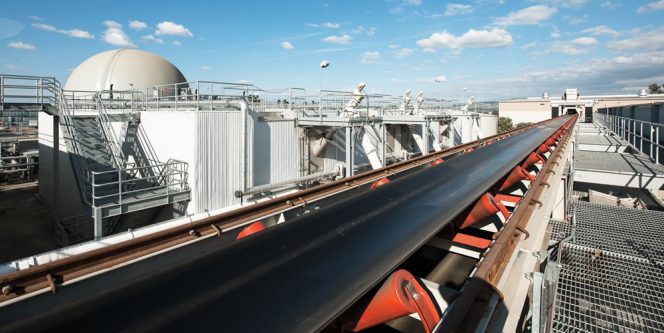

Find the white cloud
[[350, 26, 376, 36], [551, 31, 561, 38], [392, 48, 414, 59], [321, 22, 340, 29], [236, 79, 251, 84], [435, 75, 447, 82], [8, 41, 35, 50], [422, 48, 437, 53], [521, 41, 538, 49], [280, 41, 293, 49], [201, 65, 211, 71], [600, 1, 620, 10], [32, 22, 94, 39], [493, 5, 557, 26], [103, 21, 136, 47], [613, 56, 633, 64], [142, 35, 163, 44], [416, 28, 512, 49], [155, 21, 193, 37], [445, 4, 473, 16], [28, 16, 42, 21], [361, 51, 381, 64], [390, 0, 422, 14], [607, 27, 664, 51], [637, 0, 664, 13], [551, 39, 594, 55], [573, 37, 598, 45], [581, 25, 619, 36], [533, 0, 588, 8], [129, 20, 148, 30], [322, 34, 352, 44], [173, 41, 182, 46]]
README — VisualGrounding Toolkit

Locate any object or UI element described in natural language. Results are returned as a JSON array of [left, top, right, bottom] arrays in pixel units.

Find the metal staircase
[[2, 74, 191, 243]]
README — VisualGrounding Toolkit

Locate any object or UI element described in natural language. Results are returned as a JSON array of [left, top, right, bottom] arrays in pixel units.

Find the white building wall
[[500, 111, 551, 125], [140, 111, 198, 212], [38, 112, 87, 219]]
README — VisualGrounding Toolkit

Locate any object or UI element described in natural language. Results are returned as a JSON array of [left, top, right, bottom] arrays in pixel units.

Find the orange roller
[[345, 269, 441, 333], [498, 166, 535, 191], [370, 177, 390, 189], [431, 158, 445, 166], [236, 221, 266, 240], [463, 147, 475, 154], [521, 152, 545, 168], [457, 193, 501, 229], [536, 143, 552, 155], [544, 137, 557, 147]]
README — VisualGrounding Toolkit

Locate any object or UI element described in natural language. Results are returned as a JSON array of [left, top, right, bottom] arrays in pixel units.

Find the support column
[[422, 122, 429, 156], [53, 115, 60, 224], [347, 126, 354, 176], [381, 124, 387, 166], [94, 208, 103, 239]]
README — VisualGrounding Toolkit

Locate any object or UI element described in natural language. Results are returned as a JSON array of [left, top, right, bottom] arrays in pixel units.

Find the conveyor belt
[[0, 117, 569, 333]]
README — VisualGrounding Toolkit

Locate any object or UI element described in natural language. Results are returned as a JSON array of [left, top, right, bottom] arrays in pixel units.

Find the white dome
[[64, 49, 187, 92]]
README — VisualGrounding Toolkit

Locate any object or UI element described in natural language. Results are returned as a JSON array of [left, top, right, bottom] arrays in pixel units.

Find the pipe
[[229, 99, 249, 193], [0, 117, 570, 333], [236, 171, 339, 197]]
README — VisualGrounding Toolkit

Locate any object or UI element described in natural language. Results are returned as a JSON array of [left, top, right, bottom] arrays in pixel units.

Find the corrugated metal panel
[[267, 120, 301, 183], [195, 111, 253, 212]]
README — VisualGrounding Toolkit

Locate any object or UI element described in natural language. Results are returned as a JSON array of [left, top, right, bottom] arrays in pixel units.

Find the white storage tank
[[479, 115, 498, 138]]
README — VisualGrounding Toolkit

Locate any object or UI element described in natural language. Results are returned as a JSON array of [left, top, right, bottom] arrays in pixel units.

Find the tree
[[515, 122, 533, 128], [498, 117, 513, 133], [648, 83, 663, 94]]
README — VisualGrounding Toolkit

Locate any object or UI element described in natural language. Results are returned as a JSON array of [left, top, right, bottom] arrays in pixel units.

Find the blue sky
[[1, 0, 664, 101]]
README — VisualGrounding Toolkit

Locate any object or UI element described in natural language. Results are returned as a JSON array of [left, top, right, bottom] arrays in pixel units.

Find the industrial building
[[499, 88, 664, 124], [1, 49, 663, 333]]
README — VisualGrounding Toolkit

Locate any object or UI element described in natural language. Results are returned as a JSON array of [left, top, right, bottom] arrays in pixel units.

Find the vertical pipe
[[345, 126, 354, 177], [381, 124, 386, 166], [53, 115, 60, 225]]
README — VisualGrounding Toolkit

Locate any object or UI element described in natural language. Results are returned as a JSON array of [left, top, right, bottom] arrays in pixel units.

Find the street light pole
[[319, 60, 330, 124]]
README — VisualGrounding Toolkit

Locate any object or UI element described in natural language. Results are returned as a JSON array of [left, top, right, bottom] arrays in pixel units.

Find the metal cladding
[[498, 166, 535, 191], [0, 117, 570, 333], [343, 269, 441, 332]]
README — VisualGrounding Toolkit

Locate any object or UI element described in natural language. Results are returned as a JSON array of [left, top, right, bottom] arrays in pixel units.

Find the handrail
[[50, 80, 92, 205], [89, 159, 188, 207], [595, 113, 662, 165], [95, 93, 126, 170]]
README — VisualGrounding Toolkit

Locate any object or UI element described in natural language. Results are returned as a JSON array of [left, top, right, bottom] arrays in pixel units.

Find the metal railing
[[51, 81, 93, 204], [145, 81, 265, 111], [95, 93, 126, 170], [595, 113, 662, 165], [90, 159, 188, 209]]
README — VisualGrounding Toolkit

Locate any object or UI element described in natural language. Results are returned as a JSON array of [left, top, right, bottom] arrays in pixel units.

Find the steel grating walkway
[[575, 150, 664, 175], [550, 201, 664, 332]]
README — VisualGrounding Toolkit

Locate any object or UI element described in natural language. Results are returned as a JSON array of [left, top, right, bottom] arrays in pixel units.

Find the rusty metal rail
[[0, 117, 562, 304]]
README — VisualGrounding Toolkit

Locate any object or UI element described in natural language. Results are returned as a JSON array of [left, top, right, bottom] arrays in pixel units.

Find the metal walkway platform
[[550, 201, 664, 333]]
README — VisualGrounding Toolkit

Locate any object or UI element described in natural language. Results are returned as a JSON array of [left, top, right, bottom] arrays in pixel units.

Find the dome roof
[[64, 49, 187, 92]]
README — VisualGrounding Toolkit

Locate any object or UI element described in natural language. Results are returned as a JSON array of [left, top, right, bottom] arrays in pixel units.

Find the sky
[[1, 0, 664, 101]]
